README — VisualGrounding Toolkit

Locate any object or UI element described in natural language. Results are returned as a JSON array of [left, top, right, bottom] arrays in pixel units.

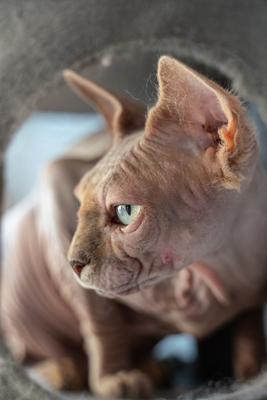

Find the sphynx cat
[[1, 56, 267, 399]]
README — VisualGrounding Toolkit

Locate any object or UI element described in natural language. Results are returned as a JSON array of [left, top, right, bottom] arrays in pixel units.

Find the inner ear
[[145, 56, 237, 153], [64, 70, 146, 139]]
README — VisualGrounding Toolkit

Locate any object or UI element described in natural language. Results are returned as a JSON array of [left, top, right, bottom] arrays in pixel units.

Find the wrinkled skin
[[68, 57, 267, 338], [1, 56, 267, 399]]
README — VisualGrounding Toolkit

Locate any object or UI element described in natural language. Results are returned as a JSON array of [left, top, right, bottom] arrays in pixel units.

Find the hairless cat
[[1, 56, 267, 398]]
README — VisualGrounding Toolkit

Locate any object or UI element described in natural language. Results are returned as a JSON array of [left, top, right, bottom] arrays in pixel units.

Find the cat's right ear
[[144, 56, 256, 190], [63, 70, 146, 139]]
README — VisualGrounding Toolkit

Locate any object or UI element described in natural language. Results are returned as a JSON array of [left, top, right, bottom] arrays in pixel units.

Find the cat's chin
[[94, 275, 167, 298]]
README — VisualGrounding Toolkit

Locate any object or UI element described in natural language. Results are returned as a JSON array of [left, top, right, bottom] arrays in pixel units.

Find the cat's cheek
[[161, 249, 183, 269], [161, 249, 173, 265]]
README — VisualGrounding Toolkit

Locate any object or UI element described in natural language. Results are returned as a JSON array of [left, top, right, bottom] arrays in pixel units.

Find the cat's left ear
[[64, 70, 146, 139], [145, 56, 253, 189]]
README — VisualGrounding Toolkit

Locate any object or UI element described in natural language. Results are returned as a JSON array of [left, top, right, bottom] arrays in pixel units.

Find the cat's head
[[66, 56, 258, 297]]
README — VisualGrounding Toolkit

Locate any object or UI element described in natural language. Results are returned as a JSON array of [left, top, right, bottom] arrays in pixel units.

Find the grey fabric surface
[[1, 1, 267, 399], [0, 344, 59, 400]]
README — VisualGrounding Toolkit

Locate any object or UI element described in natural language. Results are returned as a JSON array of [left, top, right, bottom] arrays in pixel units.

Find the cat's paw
[[94, 369, 153, 399], [33, 357, 87, 391]]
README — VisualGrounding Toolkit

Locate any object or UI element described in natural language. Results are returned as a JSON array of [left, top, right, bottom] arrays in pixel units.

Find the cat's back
[[1, 129, 112, 361], [1, 196, 83, 362]]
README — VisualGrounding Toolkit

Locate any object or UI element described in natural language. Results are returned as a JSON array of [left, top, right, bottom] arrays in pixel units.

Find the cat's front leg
[[87, 333, 153, 399], [233, 307, 266, 380]]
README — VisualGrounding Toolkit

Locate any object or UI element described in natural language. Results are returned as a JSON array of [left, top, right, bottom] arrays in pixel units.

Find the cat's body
[[1, 57, 267, 398]]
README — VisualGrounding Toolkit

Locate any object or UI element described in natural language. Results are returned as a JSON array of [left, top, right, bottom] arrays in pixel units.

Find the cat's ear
[[63, 70, 146, 139], [145, 56, 251, 189]]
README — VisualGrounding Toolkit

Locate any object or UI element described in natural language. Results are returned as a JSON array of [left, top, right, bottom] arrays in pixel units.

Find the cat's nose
[[69, 259, 87, 277]]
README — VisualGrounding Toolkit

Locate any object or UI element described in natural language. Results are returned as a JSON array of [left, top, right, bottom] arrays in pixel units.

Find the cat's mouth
[[75, 259, 164, 296], [95, 275, 166, 298]]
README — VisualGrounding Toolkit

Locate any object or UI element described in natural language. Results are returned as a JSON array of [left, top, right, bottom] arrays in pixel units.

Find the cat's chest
[[116, 262, 255, 337]]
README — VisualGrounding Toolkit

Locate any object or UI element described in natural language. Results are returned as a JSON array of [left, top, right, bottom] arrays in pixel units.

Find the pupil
[[125, 205, 131, 215]]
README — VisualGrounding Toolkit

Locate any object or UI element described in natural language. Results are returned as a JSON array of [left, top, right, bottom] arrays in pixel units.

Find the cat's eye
[[115, 204, 141, 226]]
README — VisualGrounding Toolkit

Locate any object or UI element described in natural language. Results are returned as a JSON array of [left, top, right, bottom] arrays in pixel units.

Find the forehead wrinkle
[[101, 170, 117, 206], [82, 133, 145, 208], [80, 153, 117, 207], [97, 137, 143, 205]]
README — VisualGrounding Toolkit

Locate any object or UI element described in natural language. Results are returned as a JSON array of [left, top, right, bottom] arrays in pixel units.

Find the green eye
[[115, 204, 141, 226]]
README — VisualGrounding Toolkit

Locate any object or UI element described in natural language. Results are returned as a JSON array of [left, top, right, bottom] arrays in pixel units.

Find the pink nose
[[69, 260, 86, 277]]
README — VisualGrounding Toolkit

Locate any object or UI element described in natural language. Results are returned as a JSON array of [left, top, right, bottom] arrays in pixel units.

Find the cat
[[1, 56, 267, 399]]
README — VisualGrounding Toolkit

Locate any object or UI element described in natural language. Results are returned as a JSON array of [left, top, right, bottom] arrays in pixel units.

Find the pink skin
[[70, 138, 237, 336], [68, 57, 267, 338]]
